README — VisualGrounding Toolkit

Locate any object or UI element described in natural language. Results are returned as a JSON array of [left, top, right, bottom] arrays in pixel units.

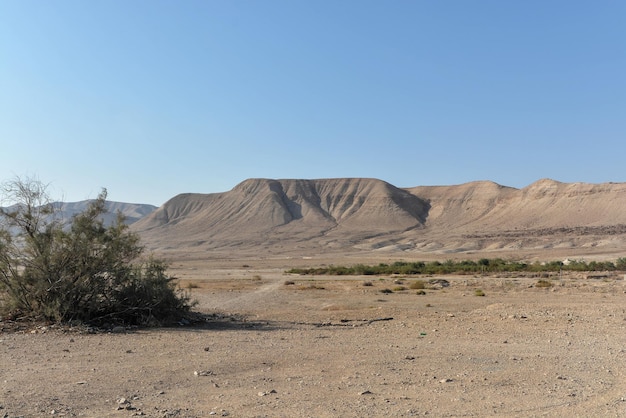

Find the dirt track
[[2, 264, 626, 417]]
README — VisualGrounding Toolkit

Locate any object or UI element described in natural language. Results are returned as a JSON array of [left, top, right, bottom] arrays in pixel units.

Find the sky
[[1, 1, 625, 205]]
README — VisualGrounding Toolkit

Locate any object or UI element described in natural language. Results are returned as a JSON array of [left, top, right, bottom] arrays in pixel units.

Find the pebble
[[439, 378, 453, 383]]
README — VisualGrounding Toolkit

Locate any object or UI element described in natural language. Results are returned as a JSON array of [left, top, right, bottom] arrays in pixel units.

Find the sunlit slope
[[133, 178, 429, 251]]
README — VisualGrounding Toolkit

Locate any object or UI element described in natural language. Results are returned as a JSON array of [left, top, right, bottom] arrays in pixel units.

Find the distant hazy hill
[[132, 178, 626, 258], [54, 200, 158, 226], [2, 201, 157, 231]]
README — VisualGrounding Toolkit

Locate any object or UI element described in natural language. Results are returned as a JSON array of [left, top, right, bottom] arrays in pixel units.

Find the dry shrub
[[409, 280, 426, 290], [535, 279, 553, 288]]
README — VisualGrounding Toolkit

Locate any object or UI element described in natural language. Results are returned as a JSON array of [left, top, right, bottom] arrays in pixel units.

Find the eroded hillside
[[132, 178, 626, 259]]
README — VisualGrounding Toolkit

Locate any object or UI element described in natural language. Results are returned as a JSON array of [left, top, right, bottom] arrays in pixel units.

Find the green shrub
[[393, 286, 406, 291], [474, 289, 486, 297], [0, 178, 193, 326]]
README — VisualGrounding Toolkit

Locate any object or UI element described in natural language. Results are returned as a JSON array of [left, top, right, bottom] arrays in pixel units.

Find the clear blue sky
[[1, 1, 624, 205]]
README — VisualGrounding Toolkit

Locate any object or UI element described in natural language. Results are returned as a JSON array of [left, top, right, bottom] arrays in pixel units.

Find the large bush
[[0, 178, 192, 326]]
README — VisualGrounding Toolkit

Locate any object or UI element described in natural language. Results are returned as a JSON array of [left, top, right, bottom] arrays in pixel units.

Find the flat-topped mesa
[[132, 178, 429, 251]]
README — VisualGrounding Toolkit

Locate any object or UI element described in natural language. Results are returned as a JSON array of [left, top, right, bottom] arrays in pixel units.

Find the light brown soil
[[2, 259, 626, 417]]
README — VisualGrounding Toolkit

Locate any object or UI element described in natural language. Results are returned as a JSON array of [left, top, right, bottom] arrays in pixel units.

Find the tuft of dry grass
[[409, 280, 426, 290], [535, 279, 553, 288]]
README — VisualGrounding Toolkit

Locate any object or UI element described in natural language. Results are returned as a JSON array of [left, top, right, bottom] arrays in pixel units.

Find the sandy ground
[[2, 260, 626, 417]]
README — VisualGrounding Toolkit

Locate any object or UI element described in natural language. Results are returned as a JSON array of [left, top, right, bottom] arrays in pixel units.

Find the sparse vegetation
[[283, 280, 295, 285], [474, 289, 486, 297], [0, 177, 193, 326], [362, 281, 373, 286], [393, 286, 406, 291], [415, 290, 426, 295], [380, 288, 393, 294]]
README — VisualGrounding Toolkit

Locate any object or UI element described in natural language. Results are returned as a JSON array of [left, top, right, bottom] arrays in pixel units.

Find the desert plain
[[2, 251, 626, 418]]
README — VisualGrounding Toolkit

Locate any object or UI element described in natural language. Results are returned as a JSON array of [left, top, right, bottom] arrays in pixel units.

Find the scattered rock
[[359, 390, 373, 395], [116, 397, 135, 410], [439, 378, 453, 383], [428, 279, 450, 289]]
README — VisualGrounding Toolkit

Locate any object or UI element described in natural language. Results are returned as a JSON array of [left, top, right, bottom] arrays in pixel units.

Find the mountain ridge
[[131, 178, 626, 258]]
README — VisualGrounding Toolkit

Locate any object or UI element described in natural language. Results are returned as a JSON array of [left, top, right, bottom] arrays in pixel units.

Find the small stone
[[258, 391, 267, 396], [439, 378, 453, 383], [359, 390, 373, 395], [194, 370, 213, 376], [204, 347, 210, 352]]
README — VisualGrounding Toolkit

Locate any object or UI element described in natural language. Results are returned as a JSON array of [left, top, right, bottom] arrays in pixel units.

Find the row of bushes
[[286, 258, 626, 276]]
